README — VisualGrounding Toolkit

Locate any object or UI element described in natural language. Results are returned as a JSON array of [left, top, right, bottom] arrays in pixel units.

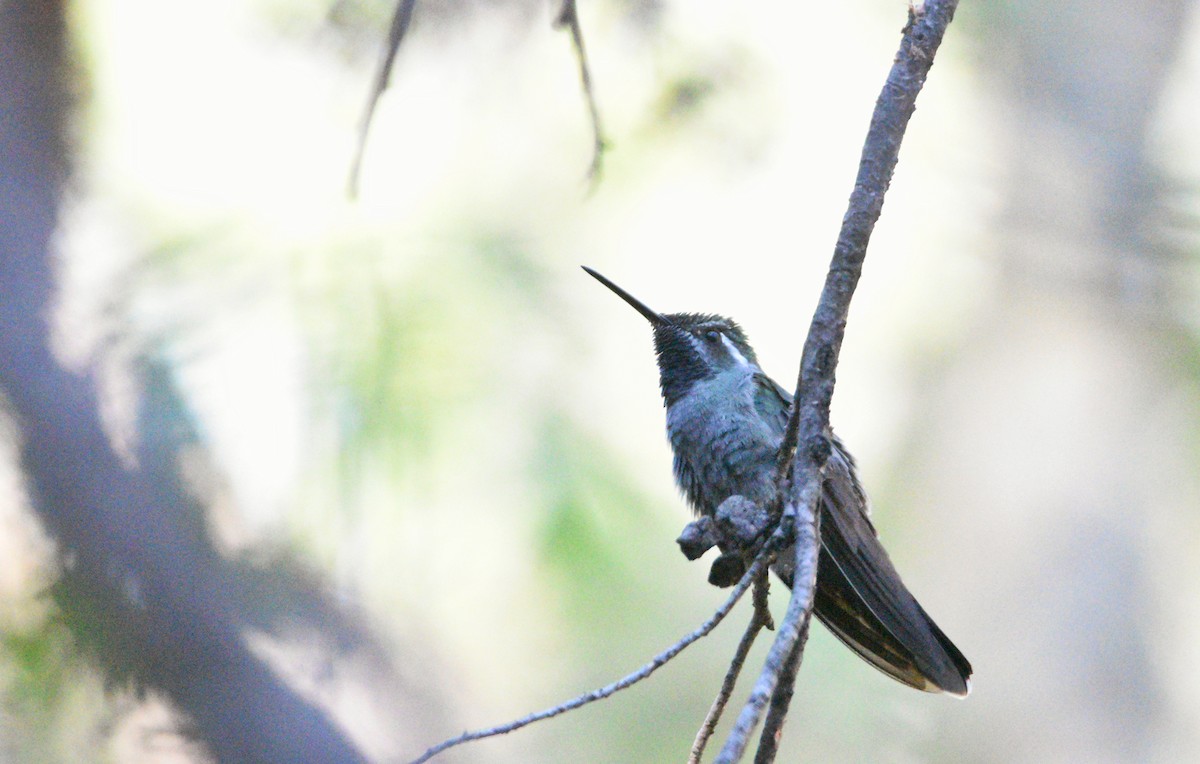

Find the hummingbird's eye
[[704, 330, 721, 342]]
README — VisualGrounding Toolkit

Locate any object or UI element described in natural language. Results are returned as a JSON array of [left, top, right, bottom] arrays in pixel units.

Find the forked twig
[[407, 538, 780, 764], [751, 566, 775, 633], [689, 572, 773, 764], [555, 0, 608, 184], [349, 0, 607, 197], [714, 2, 962, 760], [348, 0, 417, 197], [753, 624, 806, 763], [714, 484, 822, 764]]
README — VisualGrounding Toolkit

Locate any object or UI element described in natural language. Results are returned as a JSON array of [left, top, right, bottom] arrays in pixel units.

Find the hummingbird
[[584, 266, 972, 696]]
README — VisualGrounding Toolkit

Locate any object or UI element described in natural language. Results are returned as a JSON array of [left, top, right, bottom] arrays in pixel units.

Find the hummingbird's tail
[[776, 445, 972, 696], [810, 545, 973, 696], [776, 533, 972, 696]]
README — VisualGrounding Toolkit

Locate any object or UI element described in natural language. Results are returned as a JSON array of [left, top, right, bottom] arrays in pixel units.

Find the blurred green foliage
[[5, 0, 1200, 761]]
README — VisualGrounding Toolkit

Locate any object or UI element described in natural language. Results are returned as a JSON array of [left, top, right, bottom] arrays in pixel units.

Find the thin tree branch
[[555, 0, 608, 185], [719, 3, 961, 760], [688, 572, 773, 764], [349, 0, 607, 197], [753, 629, 806, 764], [347, 0, 417, 198], [779, 0, 959, 468], [751, 565, 775, 633], [407, 538, 780, 764], [714, 483, 822, 764]]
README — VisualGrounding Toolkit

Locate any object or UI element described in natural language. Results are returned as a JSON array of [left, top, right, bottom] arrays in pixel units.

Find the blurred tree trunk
[[0, 1, 367, 761]]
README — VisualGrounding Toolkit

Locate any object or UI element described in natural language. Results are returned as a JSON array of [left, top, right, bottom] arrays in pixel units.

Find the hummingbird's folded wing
[[815, 448, 972, 695], [753, 373, 972, 695]]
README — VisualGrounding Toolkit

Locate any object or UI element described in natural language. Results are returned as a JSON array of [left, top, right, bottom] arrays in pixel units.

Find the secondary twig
[[752, 567, 775, 633], [718, 2, 961, 760], [348, 0, 417, 198], [407, 539, 779, 764], [714, 482, 822, 764], [688, 572, 773, 764], [350, 0, 607, 197], [555, 0, 608, 184], [753, 626, 806, 764]]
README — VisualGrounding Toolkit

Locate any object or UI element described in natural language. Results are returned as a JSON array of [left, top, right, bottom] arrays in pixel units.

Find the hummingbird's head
[[583, 267, 761, 406]]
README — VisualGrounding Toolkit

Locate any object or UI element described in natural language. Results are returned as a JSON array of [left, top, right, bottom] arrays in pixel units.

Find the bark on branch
[[715, 2, 961, 760]]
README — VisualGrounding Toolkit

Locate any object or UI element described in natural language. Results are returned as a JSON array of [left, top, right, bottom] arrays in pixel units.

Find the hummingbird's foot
[[707, 495, 771, 587], [677, 516, 717, 560], [677, 517, 746, 586], [676, 495, 775, 588], [708, 552, 746, 587], [714, 495, 772, 548]]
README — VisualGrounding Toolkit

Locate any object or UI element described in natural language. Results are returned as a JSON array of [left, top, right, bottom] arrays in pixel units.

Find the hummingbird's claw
[[677, 516, 717, 560], [714, 495, 771, 547], [708, 552, 746, 587]]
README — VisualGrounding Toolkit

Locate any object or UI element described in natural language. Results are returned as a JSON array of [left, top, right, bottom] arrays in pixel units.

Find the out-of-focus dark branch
[[408, 538, 779, 764], [349, 0, 607, 197], [555, 0, 608, 184], [719, 2, 961, 761], [0, 3, 368, 761], [347, 0, 417, 197]]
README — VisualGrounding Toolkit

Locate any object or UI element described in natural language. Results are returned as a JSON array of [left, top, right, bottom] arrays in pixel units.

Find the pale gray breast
[[666, 371, 782, 516]]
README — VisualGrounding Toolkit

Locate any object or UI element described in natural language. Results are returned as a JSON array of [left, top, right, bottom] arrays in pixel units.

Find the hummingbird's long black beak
[[582, 266, 669, 327]]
